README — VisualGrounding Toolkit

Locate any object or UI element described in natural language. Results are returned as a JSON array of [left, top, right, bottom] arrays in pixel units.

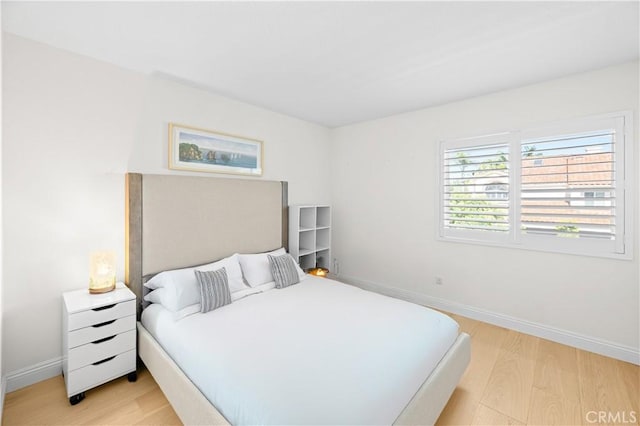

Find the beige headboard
[[125, 173, 288, 317]]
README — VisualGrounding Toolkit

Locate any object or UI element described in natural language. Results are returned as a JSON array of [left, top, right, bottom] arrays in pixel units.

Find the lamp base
[[89, 283, 116, 294], [307, 267, 329, 278]]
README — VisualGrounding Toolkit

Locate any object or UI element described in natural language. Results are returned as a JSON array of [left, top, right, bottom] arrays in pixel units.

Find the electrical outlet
[[333, 258, 340, 275], [435, 276, 443, 285]]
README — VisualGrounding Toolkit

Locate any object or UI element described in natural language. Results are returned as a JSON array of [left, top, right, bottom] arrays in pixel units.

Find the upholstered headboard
[[125, 173, 288, 317]]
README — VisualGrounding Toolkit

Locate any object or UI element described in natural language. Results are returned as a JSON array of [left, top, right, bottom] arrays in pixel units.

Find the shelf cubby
[[299, 207, 316, 231], [315, 249, 331, 269], [316, 228, 331, 251], [299, 253, 316, 270], [289, 205, 332, 273], [316, 206, 331, 228]]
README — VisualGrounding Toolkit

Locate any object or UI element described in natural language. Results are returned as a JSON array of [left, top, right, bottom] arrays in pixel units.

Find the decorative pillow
[[268, 254, 301, 289], [143, 254, 247, 311], [239, 248, 306, 287], [195, 254, 247, 294], [194, 268, 232, 313]]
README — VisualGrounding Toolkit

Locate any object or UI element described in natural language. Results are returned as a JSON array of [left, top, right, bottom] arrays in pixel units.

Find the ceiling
[[2, 1, 639, 128]]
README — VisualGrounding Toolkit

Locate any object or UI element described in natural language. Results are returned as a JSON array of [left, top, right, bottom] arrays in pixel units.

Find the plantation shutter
[[440, 113, 628, 257], [442, 142, 510, 234], [520, 130, 617, 241]]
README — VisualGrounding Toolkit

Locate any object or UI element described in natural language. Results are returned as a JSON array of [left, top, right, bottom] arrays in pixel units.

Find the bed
[[125, 173, 471, 425]]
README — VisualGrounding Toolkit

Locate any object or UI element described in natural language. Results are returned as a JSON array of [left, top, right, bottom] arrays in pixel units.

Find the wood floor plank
[[479, 329, 539, 423], [532, 338, 580, 402], [480, 347, 537, 423], [578, 349, 639, 426], [501, 329, 539, 361], [458, 322, 508, 398], [436, 387, 479, 425], [135, 387, 177, 416], [471, 403, 524, 425], [615, 359, 640, 417], [449, 313, 480, 336], [133, 405, 182, 425], [472, 321, 509, 347], [86, 400, 145, 425], [527, 387, 582, 425]]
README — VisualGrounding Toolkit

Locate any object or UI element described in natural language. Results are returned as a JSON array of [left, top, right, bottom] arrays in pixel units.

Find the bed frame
[[125, 173, 470, 425]]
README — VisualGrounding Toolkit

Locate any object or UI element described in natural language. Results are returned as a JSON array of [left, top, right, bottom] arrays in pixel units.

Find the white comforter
[[141, 276, 459, 425]]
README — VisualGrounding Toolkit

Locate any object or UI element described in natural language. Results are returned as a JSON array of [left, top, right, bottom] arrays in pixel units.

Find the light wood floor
[[3, 314, 638, 425], [438, 314, 638, 426]]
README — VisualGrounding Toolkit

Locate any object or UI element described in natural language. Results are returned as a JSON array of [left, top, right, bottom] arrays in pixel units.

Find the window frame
[[437, 111, 633, 260]]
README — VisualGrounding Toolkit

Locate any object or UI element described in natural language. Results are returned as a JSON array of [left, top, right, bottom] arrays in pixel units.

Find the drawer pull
[[91, 335, 116, 344], [92, 356, 116, 366], [92, 320, 116, 328], [92, 304, 116, 312]]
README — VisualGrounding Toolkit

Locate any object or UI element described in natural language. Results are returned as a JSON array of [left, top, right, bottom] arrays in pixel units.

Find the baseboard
[[5, 357, 62, 393], [340, 274, 640, 366]]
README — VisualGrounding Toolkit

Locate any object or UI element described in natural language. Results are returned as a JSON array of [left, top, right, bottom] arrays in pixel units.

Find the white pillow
[[144, 287, 166, 305], [143, 254, 247, 311], [172, 303, 201, 321], [231, 286, 263, 301], [238, 248, 305, 287], [253, 280, 277, 293], [231, 281, 277, 301], [143, 269, 200, 312], [196, 254, 246, 293]]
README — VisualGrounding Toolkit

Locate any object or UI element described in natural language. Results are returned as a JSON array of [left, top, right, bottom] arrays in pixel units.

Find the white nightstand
[[62, 282, 137, 405]]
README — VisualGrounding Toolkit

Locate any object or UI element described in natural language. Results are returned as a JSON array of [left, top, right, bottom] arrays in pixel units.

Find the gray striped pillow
[[268, 254, 300, 289], [194, 268, 232, 313]]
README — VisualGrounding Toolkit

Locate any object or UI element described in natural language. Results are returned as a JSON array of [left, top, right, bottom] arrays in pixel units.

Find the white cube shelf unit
[[289, 205, 331, 271]]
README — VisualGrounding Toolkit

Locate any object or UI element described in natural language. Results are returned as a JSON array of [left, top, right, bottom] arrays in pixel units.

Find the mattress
[[141, 276, 460, 425]]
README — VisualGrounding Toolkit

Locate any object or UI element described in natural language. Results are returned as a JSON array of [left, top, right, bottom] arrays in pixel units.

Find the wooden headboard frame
[[125, 173, 289, 318]]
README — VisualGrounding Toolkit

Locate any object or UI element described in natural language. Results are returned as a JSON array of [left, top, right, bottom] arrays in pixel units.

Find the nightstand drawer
[[68, 330, 136, 370], [68, 315, 135, 349], [68, 300, 135, 331], [66, 349, 136, 396]]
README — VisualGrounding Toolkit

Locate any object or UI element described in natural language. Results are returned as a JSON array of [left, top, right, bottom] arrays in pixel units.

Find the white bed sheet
[[141, 276, 459, 425]]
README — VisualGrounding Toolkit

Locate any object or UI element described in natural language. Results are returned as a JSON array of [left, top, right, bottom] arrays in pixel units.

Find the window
[[439, 112, 632, 258], [485, 183, 509, 199], [442, 140, 510, 239], [582, 191, 608, 207]]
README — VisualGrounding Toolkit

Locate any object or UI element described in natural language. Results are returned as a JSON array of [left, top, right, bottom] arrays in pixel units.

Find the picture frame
[[168, 123, 263, 176]]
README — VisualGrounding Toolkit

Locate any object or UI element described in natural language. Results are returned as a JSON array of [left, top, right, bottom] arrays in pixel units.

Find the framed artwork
[[169, 123, 263, 176]]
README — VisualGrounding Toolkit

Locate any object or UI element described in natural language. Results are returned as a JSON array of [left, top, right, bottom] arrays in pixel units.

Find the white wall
[[330, 61, 639, 361], [1, 34, 331, 382], [0, 14, 5, 414]]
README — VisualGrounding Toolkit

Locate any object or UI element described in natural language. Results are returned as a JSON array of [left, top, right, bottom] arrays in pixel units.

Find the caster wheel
[[127, 371, 137, 382], [69, 392, 85, 405]]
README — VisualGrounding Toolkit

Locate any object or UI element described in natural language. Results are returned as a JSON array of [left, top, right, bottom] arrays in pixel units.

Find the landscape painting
[[169, 123, 263, 176]]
